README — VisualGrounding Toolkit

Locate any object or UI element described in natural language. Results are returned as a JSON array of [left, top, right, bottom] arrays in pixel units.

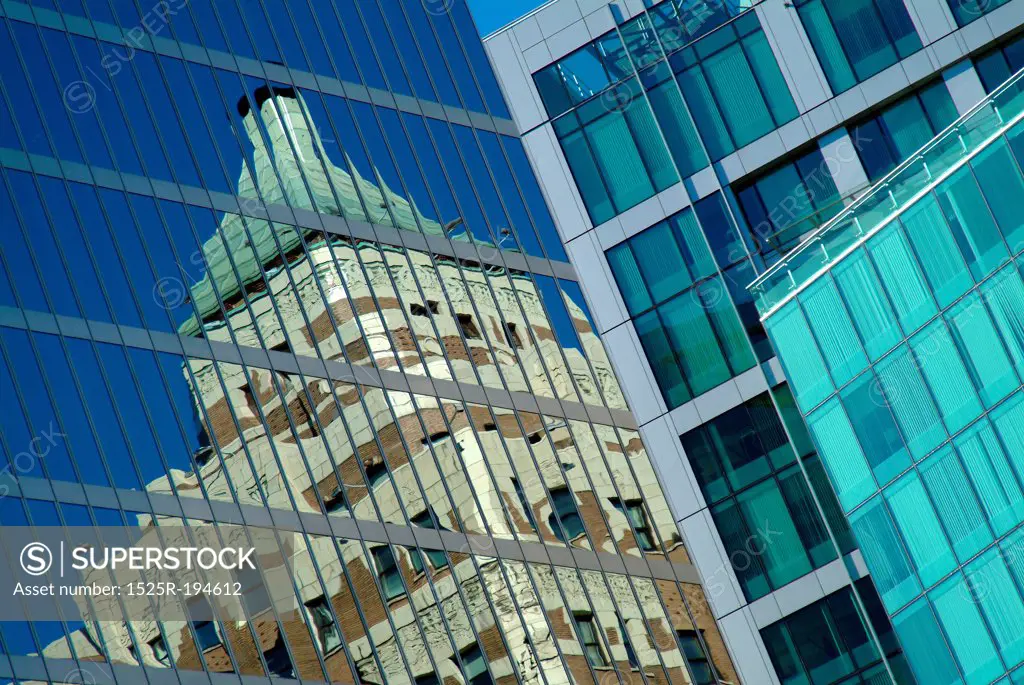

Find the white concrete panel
[[594, 216, 627, 250], [988, 0, 1024, 37], [564, 231, 629, 333], [928, 31, 968, 70], [748, 594, 783, 629], [807, 100, 842, 136], [718, 608, 781, 685], [535, 0, 583, 40], [484, 33, 547, 133], [602, 323, 667, 424], [523, 40, 554, 72], [511, 14, 544, 49], [772, 572, 825, 616], [616, 192, 670, 239], [735, 366, 770, 402], [545, 19, 591, 62], [694, 380, 744, 424], [681, 511, 745, 617], [583, 7, 615, 39], [756, 1, 831, 112], [685, 166, 721, 201], [655, 183, 692, 218], [738, 131, 787, 177], [640, 416, 705, 520], [778, 117, 813, 152], [903, 0, 957, 44], [816, 558, 853, 597], [521, 126, 592, 242], [669, 400, 703, 436], [944, 59, 987, 115], [818, 128, 870, 198]]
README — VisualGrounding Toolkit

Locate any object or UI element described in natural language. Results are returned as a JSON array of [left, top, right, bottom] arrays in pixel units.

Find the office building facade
[[751, 72, 1024, 684], [0, 1, 739, 684], [483, 0, 1024, 683]]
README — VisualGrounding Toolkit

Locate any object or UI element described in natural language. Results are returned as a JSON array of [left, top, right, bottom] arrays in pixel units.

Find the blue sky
[[467, 0, 547, 36]]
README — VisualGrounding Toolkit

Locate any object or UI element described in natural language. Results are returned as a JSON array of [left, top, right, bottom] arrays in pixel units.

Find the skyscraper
[[0, 1, 738, 684], [751, 73, 1024, 684], [483, 0, 1024, 683]]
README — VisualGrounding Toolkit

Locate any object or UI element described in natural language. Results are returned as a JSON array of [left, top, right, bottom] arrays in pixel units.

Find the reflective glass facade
[[0, 2, 741, 683], [761, 86, 1024, 685]]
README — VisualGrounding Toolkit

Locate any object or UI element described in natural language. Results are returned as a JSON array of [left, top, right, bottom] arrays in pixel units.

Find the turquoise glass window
[[849, 496, 920, 611], [851, 80, 958, 181], [993, 392, 1024, 484], [606, 209, 716, 317], [644, 63, 711, 178], [884, 471, 956, 587], [946, 292, 1019, 407], [971, 138, 1024, 252], [795, 0, 921, 94], [832, 251, 902, 360], [553, 79, 679, 225], [935, 166, 1010, 280], [840, 372, 911, 487], [931, 573, 1005, 684], [693, 191, 749, 269], [980, 266, 1024, 379], [806, 398, 876, 511], [737, 149, 843, 259], [966, 548, 1024, 667], [899, 196, 972, 309], [892, 599, 963, 685], [866, 224, 937, 334], [954, 420, 1024, 537], [874, 344, 946, 460], [976, 34, 1024, 92], [919, 446, 993, 562], [634, 312, 691, 407], [669, 12, 797, 160], [764, 301, 833, 412], [910, 321, 983, 434], [799, 277, 868, 387]]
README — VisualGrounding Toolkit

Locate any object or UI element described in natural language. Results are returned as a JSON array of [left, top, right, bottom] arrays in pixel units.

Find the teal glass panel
[[948, 0, 1013, 26], [840, 372, 911, 487], [919, 446, 993, 562], [606, 244, 653, 315], [954, 420, 1024, 537], [806, 399, 876, 511], [892, 598, 963, 685], [966, 548, 1024, 667], [764, 302, 833, 412], [676, 65, 733, 161], [646, 76, 709, 178], [556, 124, 615, 225], [635, 310, 691, 408], [849, 496, 921, 612], [799, 277, 868, 387], [778, 465, 837, 568], [981, 266, 1024, 379], [700, 278, 756, 377], [632, 221, 695, 306], [971, 139, 1024, 251], [946, 292, 1019, 407], [712, 498, 771, 599], [833, 251, 902, 360], [797, 0, 856, 93], [867, 225, 937, 335], [899, 196, 972, 308], [910, 321, 983, 434], [1002, 528, 1024, 609], [703, 44, 775, 149], [583, 110, 657, 213], [743, 29, 799, 125], [773, 385, 816, 459], [672, 210, 717, 281], [658, 291, 731, 396], [935, 166, 1010, 280], [992, 393, 1024, 486], [884, 471, 956, 587], [874, 345, 946, 460], [931, 573, 1005, 685], [623, 93, 679, 192], [737, 478, 814, 588]]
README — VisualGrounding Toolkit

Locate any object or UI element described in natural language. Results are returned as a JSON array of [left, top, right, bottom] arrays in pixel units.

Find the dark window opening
[[457, 313, 481, 339]]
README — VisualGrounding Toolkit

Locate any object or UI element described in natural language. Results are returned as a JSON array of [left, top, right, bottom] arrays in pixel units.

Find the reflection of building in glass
[[0, 2, 742, 684]]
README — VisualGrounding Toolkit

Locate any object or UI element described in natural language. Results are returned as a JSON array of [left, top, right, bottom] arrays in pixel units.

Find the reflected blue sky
[[467, 0, 548, 36]]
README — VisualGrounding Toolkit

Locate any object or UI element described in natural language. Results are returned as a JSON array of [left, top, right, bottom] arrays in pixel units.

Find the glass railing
[[748, 68, 1024, 317]]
